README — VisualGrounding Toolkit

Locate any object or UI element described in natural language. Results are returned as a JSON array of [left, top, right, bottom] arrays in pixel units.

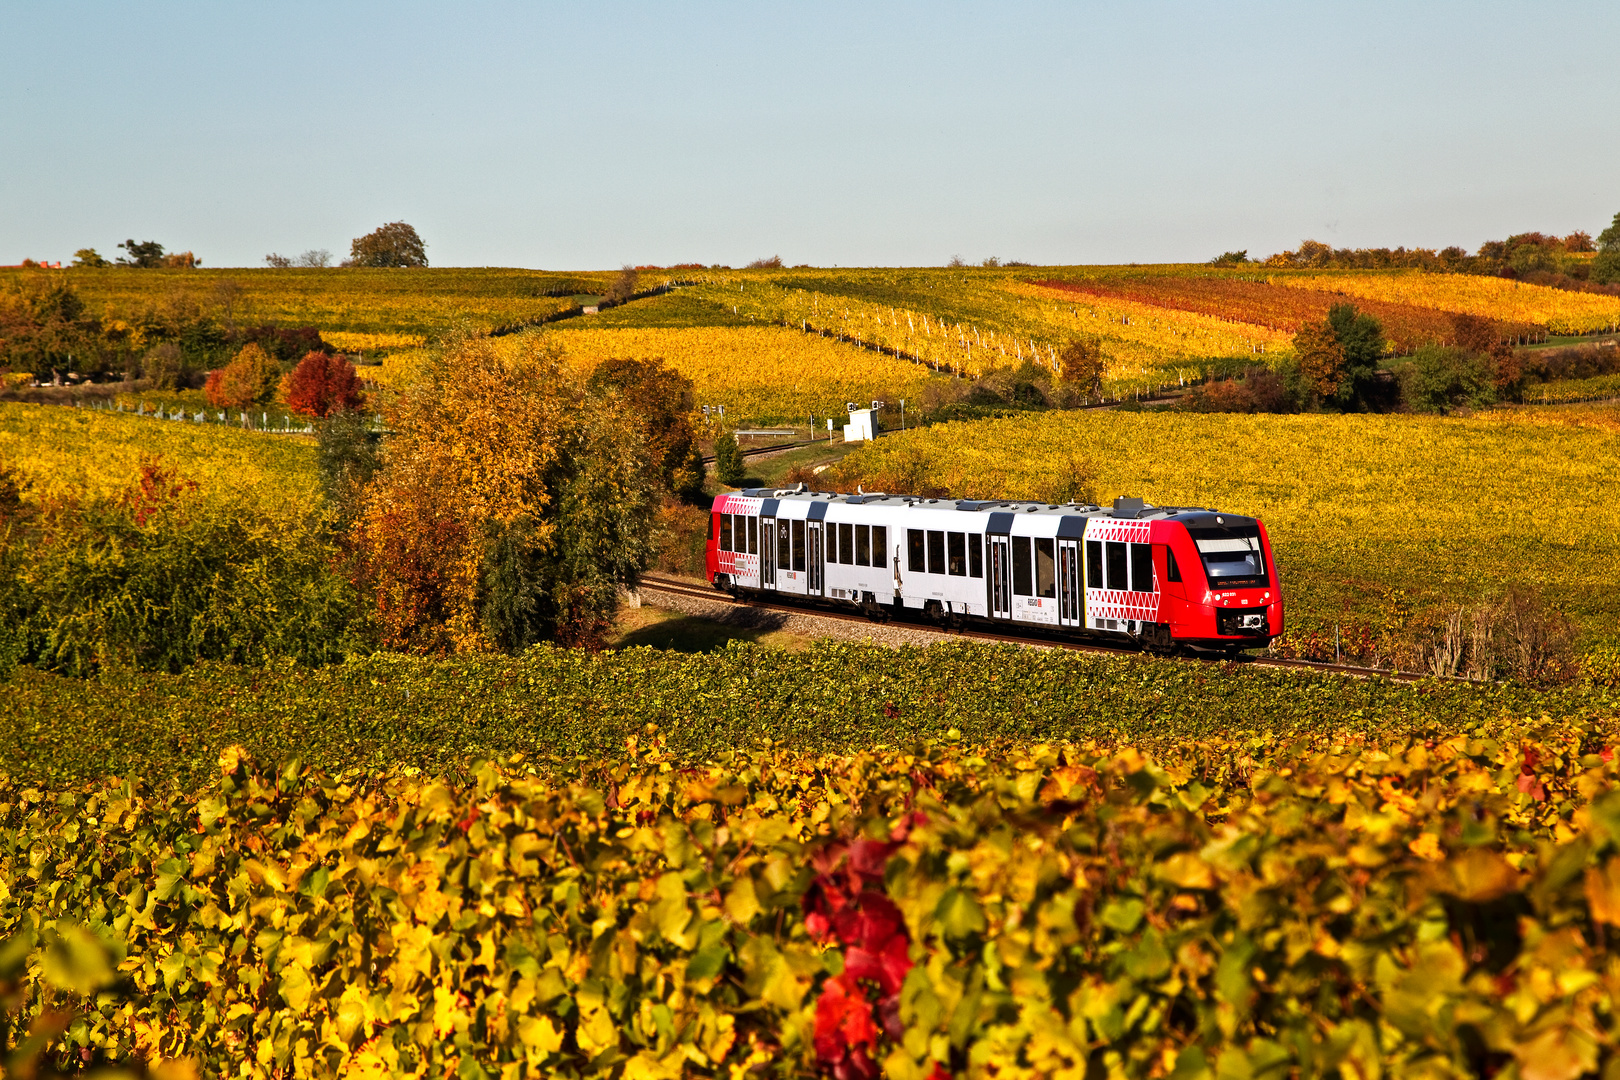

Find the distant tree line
[[1216, 210, 1620, 293]]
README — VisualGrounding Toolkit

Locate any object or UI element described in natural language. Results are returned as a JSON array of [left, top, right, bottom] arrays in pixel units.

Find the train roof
[[728, 486, 1257, 526]]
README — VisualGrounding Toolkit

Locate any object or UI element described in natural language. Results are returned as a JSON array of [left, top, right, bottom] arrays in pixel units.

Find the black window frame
[[947, 532, 966, 576], [1131, 542, 1154, 593], [721, 513, 734, 553], [907, 529, 926, 573], [826, 521, 838, 564], [838, 522, 854, 565], [747, 516, 758, 555], [777, 520, 791, 570], [1165, 546, 1181, 582], [855, 524, 871, 566], [927, 530, 946, 574], [968, 534, 983, 578], [1106, 541, 1128, 591], [1087, 540, 1103, 588], [792, 519, 806, 572], [1012, 537, 1034, 596], [1035, 537, 1056, 598], [872, 526, 887, 571]]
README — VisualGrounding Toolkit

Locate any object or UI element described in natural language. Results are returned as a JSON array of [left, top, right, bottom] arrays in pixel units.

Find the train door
[[806, 522, 824, 596], [988, 535, 1012, 619], [1058, 540, 1083, 628], [761, 518, 776, 589]]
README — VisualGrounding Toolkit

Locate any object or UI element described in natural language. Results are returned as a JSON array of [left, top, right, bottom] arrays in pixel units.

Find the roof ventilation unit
[[1112, 496, 1145, 519]]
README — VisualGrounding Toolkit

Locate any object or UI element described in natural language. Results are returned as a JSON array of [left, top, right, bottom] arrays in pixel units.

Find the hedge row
[[3, 640, 1619, 786], [8, 724, 1620, 1077]]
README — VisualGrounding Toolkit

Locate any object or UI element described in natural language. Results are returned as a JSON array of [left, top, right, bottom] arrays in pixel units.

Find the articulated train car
[[705, 487, 1282, 653]]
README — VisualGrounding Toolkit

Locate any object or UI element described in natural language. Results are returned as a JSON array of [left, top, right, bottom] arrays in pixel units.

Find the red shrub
[[282, 351, 365, 418]]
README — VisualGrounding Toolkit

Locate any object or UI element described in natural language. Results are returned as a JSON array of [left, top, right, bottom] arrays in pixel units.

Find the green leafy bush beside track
[[1, 641, 1616, 788]]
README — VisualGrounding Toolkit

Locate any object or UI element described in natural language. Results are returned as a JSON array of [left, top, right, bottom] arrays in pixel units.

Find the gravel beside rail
[[634, 586, 963, 649]]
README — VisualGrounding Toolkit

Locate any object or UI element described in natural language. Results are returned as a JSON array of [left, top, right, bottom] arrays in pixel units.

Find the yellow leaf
[[1585, 860, 1620, 925], [724, 876, 762, 925], [517, 1015, 564, 1055]]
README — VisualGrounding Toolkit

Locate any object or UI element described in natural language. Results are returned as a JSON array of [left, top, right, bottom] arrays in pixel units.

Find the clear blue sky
[[3, 2, 1615, 269]]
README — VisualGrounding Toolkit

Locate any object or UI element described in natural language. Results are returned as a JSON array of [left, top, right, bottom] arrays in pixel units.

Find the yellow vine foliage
[[321, 330, 426, 353], [542, 325, 939, 423], [1278, 272, 1620, 336], [0, 401, 316, 515]]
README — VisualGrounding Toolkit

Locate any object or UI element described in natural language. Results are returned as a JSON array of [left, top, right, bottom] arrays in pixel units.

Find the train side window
[[1035, 537, 1056, 597], [907, 529, 925, 572], [778, 522, 791, 570], [1087, 540, 1103, 587], [872, 526, 887, 570], [947, 532, 966, 576], [748, 516, 758, 555], [969, 535, 983, 578], [839, 523, 854, 565], [1131, 542, 1154, 592], [792, 520, 806, 571], [720, 514, 733, 552], [708, 513, 717, 541], [1106, 541, 1128, 590], [927, 530, 946, 574], [1165, 547, 1181, 582], [855, 524, 871, 566], [826, 522, 838, 564], [1012, 538, 1034, 596]]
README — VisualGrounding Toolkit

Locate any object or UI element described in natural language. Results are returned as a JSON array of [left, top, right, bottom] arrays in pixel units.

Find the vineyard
[[543, 324, 943, 424], [821, 405, 1620, 651], [1276, 270, 1620, 336], [5, 648, 1620, 1076], [0, 400, 315, 512], [1031, 273, 1545, 352]]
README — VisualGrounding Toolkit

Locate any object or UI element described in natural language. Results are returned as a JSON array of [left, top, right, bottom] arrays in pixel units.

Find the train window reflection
[[839, 523, 854, 565], [927, 530, 945, 574], [1106, 542, 1128, 590], [1035, 538, 1055, 597], [872, 527, 887, 570], [777, 521, 791, 570], [1087, 540, 1103, 588], [908, 529, 925, 572], [947, 532, 966, 576], [792, 520, 806, 572], [856, 524, 871, 566], [1013, 538, 1034, 596], [968, 535, 983, 578], [1131, 543, 1154, 592]]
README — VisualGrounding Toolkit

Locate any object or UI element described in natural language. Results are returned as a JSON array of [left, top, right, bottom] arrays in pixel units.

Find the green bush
[[1398, 343, 1497, 413], [714, 430, 745, 485]]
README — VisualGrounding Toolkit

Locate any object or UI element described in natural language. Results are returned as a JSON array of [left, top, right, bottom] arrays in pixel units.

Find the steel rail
[[636, 573, 1438, 684]]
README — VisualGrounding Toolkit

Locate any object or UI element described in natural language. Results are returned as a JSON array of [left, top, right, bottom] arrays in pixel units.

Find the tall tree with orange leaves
[[352, 335, 655, 654]]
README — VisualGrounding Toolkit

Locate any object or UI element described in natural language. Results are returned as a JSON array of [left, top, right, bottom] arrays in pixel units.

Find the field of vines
[[0, 401, 315, 512], [0, 267, 620, 339], [5, 640, 1620, 1076], [1276, 270, 1620, 336], [1032, 273, 1544, 352], [822, 405, 1620, 651]]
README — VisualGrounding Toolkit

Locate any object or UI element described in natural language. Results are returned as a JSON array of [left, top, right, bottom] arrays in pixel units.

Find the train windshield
[[1187, 525, 1268, 588]]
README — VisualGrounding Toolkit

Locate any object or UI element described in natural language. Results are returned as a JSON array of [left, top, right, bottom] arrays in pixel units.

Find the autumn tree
[[1056, 337, 1105, 396], [714, 431, 745, 486], [1595, 212, 1620, 285], [0, 276, 103, 375], [586, 356, 705, 499], [116, 240, 166, 268], [204, 343, 280, 409], [352, 336, 656, 654], [1292, 303, 1385, 408], [603, 266, 639, 305], [348, 222, 427, 268], [281, 352, 366, 418]]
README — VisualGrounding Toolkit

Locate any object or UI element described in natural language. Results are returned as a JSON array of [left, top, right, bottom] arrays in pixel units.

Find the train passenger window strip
[[1130, 542, 1154, 593], [969, 535, 983, 578], [855, 524, 871, 566], [1105, 541, 1128, 591], [748, 516, 758, 556], [927, 530, 946, 575], [826, 522, 838, 564], [1087, 540, 1103, 588], [839, 523, 854, 565], [947, 532, 966, 576], [1165, 546, 1181, 583], [721, 514, 734, 553], [872, 526, 887, 571], [1035, 537, 1056, 598], [907, 529, 926, 573], [778, 522, 791, 570], [1012, 537, 1034, 596], [792, 519, 806, 572]]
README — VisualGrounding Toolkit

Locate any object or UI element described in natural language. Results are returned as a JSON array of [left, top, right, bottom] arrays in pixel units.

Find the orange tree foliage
[[352, 335, 654, 654], [203, 342, 280, 409], [280, 351, 365, 418]]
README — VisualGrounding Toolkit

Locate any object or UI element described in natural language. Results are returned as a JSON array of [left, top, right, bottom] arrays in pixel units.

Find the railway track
[[637, 572, 1436, 684]]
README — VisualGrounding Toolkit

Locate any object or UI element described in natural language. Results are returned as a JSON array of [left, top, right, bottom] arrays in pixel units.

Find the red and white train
[[705, 487, 1282, 653]]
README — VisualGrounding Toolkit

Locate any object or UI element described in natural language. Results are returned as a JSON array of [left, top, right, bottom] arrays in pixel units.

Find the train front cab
[[1153, 514, 1283, 651]]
